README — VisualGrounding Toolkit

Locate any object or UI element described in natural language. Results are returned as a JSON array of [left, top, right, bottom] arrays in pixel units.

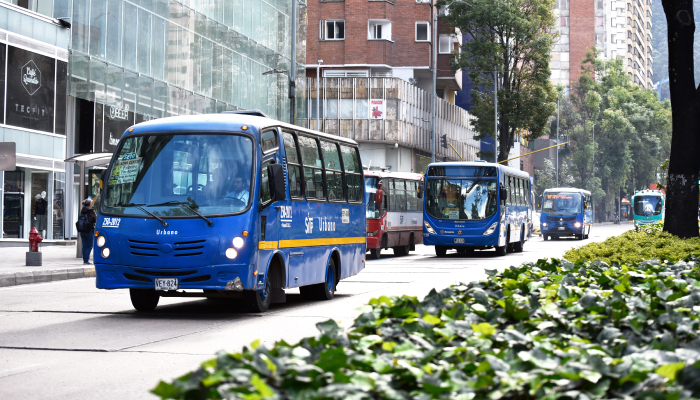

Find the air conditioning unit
[[408, 78, 418, 86]]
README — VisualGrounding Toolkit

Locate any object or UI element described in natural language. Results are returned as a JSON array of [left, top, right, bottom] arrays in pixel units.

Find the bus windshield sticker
[[544, 201, 553, 209], [342, 208, 349, 223], [111, 155, 142, 184], [446, 208, 459, 219]]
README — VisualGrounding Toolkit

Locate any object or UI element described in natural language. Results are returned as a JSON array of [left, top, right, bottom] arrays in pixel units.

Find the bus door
[[258, 130, 283, 287]]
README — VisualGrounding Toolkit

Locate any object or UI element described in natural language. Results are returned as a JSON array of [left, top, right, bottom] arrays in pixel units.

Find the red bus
[[365, 170, 424, 259]]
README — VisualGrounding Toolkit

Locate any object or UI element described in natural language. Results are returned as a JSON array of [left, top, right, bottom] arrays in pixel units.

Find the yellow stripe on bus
[[258, 237, 366, 249]]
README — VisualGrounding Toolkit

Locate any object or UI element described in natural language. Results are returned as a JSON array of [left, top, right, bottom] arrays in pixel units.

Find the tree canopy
[[440, 0, 558, 162]]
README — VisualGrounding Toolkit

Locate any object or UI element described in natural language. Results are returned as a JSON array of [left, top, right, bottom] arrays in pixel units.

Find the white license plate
[[155, 278, 178, 291], [454, 238, 465, 243], [558, 227, 565, 230]]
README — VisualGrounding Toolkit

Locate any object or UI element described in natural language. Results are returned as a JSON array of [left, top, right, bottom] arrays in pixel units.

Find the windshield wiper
[[147, 201, 214, 227], [116, 202, 168, 227], [465, 176, 483, 195]]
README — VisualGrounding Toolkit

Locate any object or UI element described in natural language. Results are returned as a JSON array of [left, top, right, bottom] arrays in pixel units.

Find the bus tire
[[495, 244, 507, 256], [394, 245, 409, 256], [505, 227, 512, 253], [243, 278, 272, 313], [513, 227, 524, 253], [130, 289, 159, 312], [435, 246, 447, 257], [409, 234, 415, 251], [543, 235, 548, 241], [368, 248, 382, 259], [301, 258, 337, 301]]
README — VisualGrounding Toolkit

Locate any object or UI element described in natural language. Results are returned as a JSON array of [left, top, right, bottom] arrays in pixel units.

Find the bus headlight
[[574, 222, 582, 228], [96, 236, 106, 247], [225, 248, 238, 259], [232, 236, 244, 249], [367, 230, 379, 237], [484, 222, 498, 236], [424, 221, 436, 234], [542, 222, 548, 227], [101, 247, 110, 258]]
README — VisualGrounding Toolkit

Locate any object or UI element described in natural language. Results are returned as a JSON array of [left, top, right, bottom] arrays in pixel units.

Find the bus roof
[[364, 170, 423, 180], [633, 189, 664, 197], [426, 161, 531, 179], [543, 187, 592, 195], [122, 113, 359, 146]]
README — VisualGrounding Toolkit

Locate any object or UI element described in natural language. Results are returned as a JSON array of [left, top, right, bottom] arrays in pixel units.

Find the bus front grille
[[124, 273, 152, 282], [547, 216, 576, 222], [181, 275, 212, 283], [134, 269, 197, 277], [173, 239, 206, 257], [128, 239, 160, 257]]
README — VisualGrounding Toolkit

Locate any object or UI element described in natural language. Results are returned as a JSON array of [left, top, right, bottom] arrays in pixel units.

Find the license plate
[[454, 238, 465, 243], [558, 227, 565, 230], [155, 278, 178, 291]]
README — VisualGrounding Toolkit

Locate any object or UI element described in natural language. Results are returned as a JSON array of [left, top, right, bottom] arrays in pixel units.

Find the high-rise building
[[550, 0, 653, 89]]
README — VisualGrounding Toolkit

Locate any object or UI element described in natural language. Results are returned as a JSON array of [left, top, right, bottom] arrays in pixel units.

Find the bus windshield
[[365, 177, 380, 219], [102, 133, 254, 217], [542, 192, 582, 215], [426, 178, 498, 220], [634, 195, 663, 216]]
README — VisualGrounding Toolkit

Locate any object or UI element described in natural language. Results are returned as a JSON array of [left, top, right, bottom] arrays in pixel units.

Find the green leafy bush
[[153, 258, 700, 399], [564, 229, 700, 265], [634, 221, 665, 234]]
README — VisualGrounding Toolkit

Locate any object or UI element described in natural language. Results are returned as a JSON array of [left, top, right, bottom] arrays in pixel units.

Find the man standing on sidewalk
[[76, 199, 97, 265]]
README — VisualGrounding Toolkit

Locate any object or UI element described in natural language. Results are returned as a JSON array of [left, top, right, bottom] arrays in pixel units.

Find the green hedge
[[153, 257, 700, 399], [563, 226, 700, 265]]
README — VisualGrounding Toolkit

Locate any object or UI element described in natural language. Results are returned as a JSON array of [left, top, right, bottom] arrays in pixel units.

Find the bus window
[[407, 181, 418, 211], [260, 159, 272, 204], [298, 136, 325, 200], [321, 141, 344, 201], [507, 176, 514, 206], [282, 132, 303, 199], [340, 145, 363, 202], [395, 180, 406, 211], [261, 130, 278, 153], [517, 179, 523, 205]]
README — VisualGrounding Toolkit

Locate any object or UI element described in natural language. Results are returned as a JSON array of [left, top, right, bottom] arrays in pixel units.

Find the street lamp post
[[494, 67, 498, 163], [431, 8, 437, 163], [556, 95, 559, 187], [316, 60, 323, 131]]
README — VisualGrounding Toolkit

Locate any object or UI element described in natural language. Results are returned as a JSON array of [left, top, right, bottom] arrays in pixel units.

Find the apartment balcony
[[304, 77, 480, 161]]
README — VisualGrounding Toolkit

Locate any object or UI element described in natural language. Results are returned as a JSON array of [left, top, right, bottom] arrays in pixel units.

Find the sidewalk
[[0, 245, 95, 288]]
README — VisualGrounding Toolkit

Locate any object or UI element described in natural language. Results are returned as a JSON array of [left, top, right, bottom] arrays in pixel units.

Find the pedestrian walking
[[76, 198, 97, 265]]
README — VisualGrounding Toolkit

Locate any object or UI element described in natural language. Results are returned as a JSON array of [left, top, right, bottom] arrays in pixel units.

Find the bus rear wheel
[[130, 289, 159, 312], [243, 278, 272, 313], [394, 245, 409, 256], [435, 246, 447, 257], [300, 258, 336, 300], [368, 248, 382, 259], [513, 228, 524, 253]]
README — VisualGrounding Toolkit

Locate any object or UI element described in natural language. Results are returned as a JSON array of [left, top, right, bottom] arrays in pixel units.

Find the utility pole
[[556, 95, 559, 187], [431, 8, 437, 163], [289, 0, 297, 125], [316, 60, 323, 131], [592, 123, 595, 223], [494, 67, 498, 163]]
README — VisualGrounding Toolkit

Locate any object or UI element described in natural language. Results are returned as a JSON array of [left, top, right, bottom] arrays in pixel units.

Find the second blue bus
[[540, 188, 592, 240], [422, 161, 533, 257]]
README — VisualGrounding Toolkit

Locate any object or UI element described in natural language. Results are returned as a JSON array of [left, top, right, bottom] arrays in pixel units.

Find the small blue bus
[[95, 112, 366, 312], [422, 161, 532, 257], [540, 188, 592, 240]]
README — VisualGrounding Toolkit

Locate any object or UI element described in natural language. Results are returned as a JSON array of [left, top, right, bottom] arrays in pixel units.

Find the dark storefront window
[[3, 170, 25, 238], [6, 46, 57, 133]]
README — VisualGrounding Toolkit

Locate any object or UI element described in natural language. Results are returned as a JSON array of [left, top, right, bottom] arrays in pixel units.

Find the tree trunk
[[662, 0, 700, 238]]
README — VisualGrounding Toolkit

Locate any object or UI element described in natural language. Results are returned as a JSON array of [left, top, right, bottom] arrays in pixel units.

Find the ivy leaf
[[471, 322, 496, 336], [656, 362, 686, 382]]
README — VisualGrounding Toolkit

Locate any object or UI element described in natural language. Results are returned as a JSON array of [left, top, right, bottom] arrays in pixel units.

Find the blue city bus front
[[631, 190, 664, 227], [422, 162, 531, 257], [540, 189, 592, 240], [93, 113, 367, 312]]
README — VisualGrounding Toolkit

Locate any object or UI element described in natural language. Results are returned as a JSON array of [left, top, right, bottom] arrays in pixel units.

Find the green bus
[[631, 189, 664, 228]]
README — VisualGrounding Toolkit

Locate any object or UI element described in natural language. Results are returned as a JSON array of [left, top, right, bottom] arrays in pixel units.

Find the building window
[[595, 17, 603, 27], [559, 0, 569, 10], [628, 30, 632, 39], [628, 17, 632, 26], [325, 20, 345, 40], [416, 22, 430, 42], [595, 0, 603, 9], [436, 89, 445, 99], [561, 17, 569, 27], [439, 35, 452, 54], [368, 20, 392, 40], [323, 70, 370, 77]]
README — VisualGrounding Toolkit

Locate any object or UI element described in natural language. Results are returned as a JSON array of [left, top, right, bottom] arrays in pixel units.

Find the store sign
[[0, 142, 16, 171], [370, 99, 384, 119], [102, 105, 134, 153], [6, 46, 58, 134]]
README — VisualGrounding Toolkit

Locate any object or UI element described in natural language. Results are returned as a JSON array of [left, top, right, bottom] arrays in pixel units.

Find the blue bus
[[540, 188, 592, 240], [422, 162, 532, 257], [94, 112, 367, 312]]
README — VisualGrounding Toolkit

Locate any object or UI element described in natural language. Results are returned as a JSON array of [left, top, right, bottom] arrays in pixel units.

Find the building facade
[[0, 0, 306, 241], [550, 0, 653, 89]]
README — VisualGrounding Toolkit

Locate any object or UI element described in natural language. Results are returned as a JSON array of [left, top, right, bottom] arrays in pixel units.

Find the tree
[[661, 0, 700, 238], [441, 0, 558, 162]]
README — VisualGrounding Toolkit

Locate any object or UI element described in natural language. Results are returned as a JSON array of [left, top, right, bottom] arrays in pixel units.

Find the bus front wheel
[[130, 289, 159, 312], [368, 247, 382, 259], [435, 246, 447, 257], [244, 279, 272, 313], [513, 228, 524, 253]]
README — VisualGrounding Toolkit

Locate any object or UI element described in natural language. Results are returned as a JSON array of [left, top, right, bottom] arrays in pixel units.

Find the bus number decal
[[280, 206, 292, 228], [342, 209, 349, 224]]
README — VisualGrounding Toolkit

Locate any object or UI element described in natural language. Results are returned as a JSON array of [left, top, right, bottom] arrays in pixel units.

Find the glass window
[[356, 99, 368, 119], [406, 181, 418, 211], [542, 192, 583, 215], [416, 22, 429, 41], [321, 141, 343, 201], [439, 35, 452, 53], [102, 134, 254, 217], [340, 145, 362, 202], [282, 132, 302, 198], [298, 136, 324, 199], [260, 159, 272, 204], [325, 20, 345, 40], [261, 130, 278, 153], [53, 172, 65, 240], [426, 178, 498, 220], [341, 99, 354, 118]]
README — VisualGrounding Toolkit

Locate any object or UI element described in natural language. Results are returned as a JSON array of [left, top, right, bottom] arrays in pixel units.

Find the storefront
[[0, 27, 68, 241]]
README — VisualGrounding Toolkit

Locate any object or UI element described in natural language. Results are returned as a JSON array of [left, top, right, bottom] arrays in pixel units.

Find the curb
[[0, 267, 96, 288]]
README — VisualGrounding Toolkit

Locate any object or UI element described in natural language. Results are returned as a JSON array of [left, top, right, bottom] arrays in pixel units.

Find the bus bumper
[[95, 263, 258, 290], [423, 233, 499, 247], [366, 236, 380, 249]]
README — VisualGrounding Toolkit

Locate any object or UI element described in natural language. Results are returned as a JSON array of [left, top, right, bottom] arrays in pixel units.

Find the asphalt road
[[0, 223, 632, 399]]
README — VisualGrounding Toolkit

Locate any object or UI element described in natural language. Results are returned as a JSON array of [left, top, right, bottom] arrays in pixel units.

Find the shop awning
[[64, 153, 113, 168]]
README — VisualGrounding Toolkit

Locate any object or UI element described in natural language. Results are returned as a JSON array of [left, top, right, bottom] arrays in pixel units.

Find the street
[[0, 224, 631, 400]]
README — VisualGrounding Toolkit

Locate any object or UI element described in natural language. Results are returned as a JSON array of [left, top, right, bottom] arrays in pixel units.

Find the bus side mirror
[[500, 186, 507, 201], [417, 183, 424, 199], [267, 163, 286, 203], [100, 169, 107, 189], [376, 189, 383, 205]]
